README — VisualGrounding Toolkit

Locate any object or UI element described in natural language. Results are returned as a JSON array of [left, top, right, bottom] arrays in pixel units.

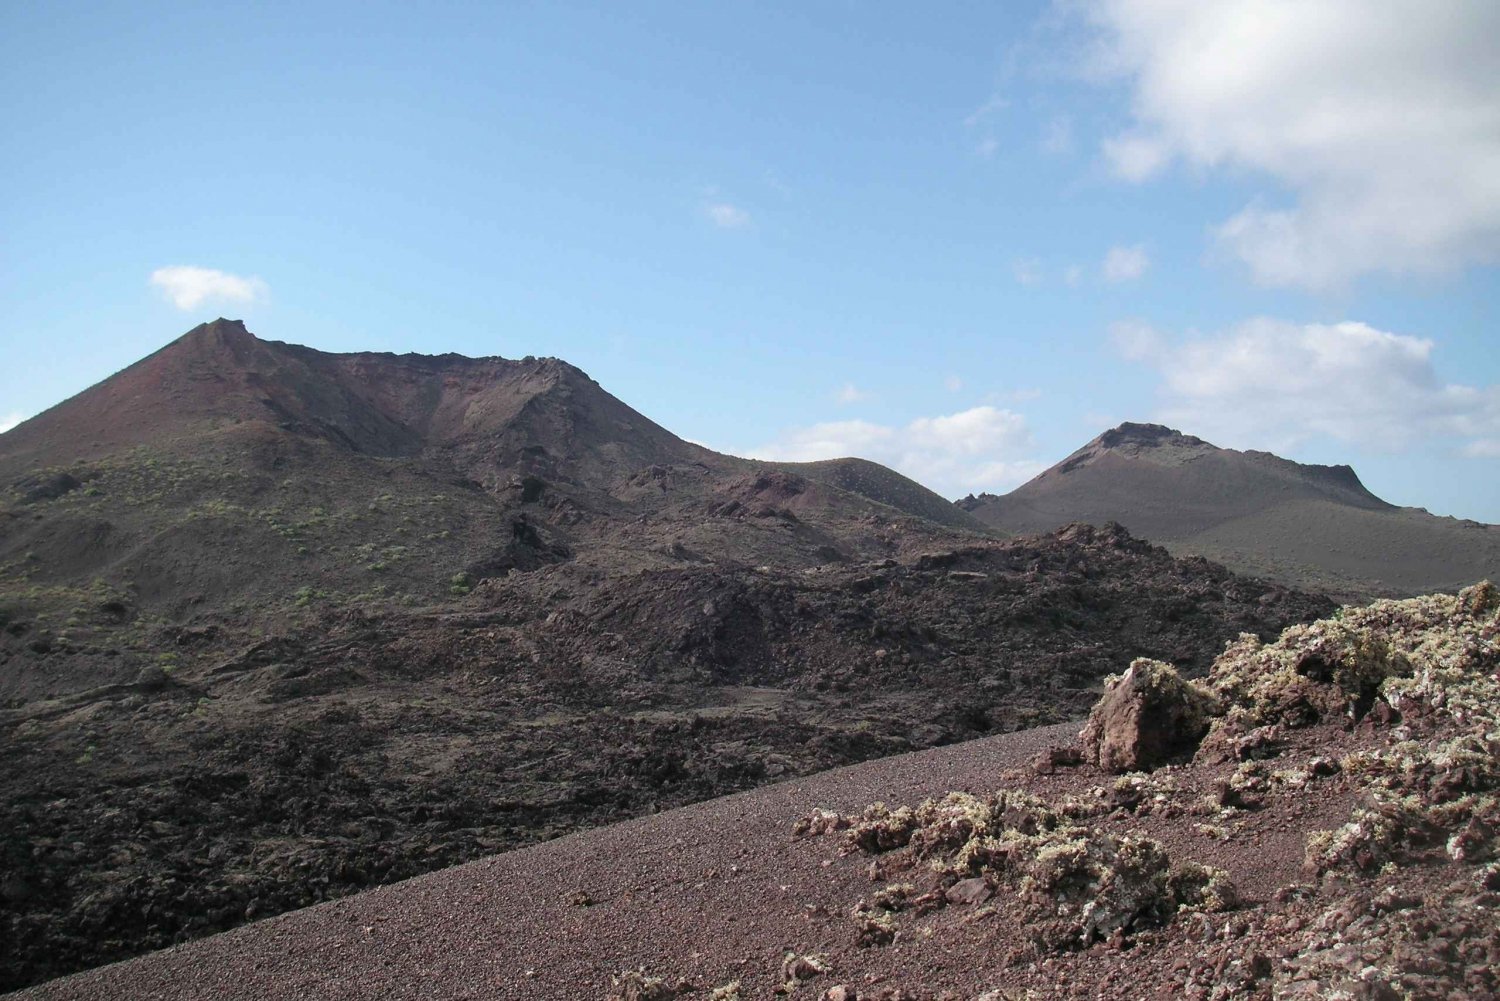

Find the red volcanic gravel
[[13, 717, 1371, 1001], [14, 725, 1078, 1001]]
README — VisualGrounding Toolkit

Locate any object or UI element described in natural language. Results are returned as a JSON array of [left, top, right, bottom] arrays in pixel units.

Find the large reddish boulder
[[1080, 658, 1221, 773]]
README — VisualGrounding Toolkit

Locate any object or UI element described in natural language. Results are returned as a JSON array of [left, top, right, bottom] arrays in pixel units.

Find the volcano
[[959, 422, 1500, 598], [0, 319, 987, 695]]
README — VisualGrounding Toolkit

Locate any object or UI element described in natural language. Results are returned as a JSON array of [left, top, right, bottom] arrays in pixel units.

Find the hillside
[[0, 323, 1337, 990], [0, 319, 987, 701], [960, 422, 1500, 599], [18, 583, 1497, 1000]]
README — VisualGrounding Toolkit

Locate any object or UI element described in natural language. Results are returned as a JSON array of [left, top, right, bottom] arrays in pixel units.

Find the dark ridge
[[1096, 422, 1210, 450]]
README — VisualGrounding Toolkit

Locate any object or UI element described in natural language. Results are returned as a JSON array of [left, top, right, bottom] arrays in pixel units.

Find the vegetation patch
[[799, 786, 1235, 953]]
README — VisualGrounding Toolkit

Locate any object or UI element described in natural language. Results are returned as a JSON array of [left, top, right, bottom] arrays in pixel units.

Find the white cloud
[[1114, 317, 1500, 454], [944, 375, 964, 393], [1081, 0, 1500, 288], [705, 202, 751, 229], [975, 137, 1000, 159], [964, 94, 1010, 128], [1012, 258, 1044, 285], [1100, 133, 1169, 182], [1463, 440, 1500, 459], [835, 382, 870, 405], [1103, 244, 1149, 282], [0, 412, 24, 434], [150, 266, 268, 311], [1063, 264, 1083, 287], [745, 405, 1041, 497]]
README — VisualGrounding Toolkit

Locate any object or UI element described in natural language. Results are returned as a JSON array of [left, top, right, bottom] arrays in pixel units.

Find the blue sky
[[3, 2, 1497, 519]]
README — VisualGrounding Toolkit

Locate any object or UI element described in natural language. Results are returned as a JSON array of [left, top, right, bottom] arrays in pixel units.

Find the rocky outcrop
[[1078, 659, 1220, 773]]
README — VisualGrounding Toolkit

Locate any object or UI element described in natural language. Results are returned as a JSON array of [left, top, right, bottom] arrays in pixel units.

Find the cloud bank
[[150, 266, 268, 311], [746, 405, 1044, 497], [1083, 0, 1500, 288], [1115, 317, 1500, 456]]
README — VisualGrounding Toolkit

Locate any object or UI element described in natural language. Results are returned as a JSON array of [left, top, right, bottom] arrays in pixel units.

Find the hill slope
[[20, 584, 1497, 1001], [0, 325, 1334, 990], [0, 320, 990, 699], [961, 422, 1500, 598]]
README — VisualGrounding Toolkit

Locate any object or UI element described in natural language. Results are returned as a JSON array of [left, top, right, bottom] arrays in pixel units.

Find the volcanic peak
[[0, 319, 684, 471], [1057, 421, 1218, 472]]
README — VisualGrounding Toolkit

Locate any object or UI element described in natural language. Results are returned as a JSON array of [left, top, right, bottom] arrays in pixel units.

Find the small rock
[[1032, 745, 1086, 775], [1308, 757, 1341, 777], [944, 877, 992, 906], [133, 664, 171, 690], [782, 953, 831, 982]]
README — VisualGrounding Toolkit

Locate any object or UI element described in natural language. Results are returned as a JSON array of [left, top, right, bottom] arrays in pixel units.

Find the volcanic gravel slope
[[961, 422, 1500, 600], [15, 583, 1498, 1001]]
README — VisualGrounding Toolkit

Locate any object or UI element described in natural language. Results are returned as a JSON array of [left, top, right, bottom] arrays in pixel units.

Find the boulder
[[1079, 658, 1220, 773]]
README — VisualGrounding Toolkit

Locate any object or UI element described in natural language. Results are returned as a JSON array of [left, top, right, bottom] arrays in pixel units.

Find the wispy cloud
[[1102, 244, 1149, 282], [835, 382, 870, 405], [0, 412, 25, 434], [1081, 1, 1500, 288], [944, 375, 964, 393], [745, 405, 1042, 497], [1012, 258, 1044, 285], [705, 202, 751, 229], [964, 94, 1010, 128], [965, 93, 1008, 162], [150, 266, 268, 311], [1114, 316, 1500, 455]]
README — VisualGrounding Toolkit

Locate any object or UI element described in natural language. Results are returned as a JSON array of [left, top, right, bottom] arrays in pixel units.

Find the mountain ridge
[[0, 320, 990, 700], [960, 421, 1498, 598]]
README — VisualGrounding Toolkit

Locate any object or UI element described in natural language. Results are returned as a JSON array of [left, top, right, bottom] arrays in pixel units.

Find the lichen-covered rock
[[1165, 861, 1239, 912], [843, 803, 919, 855], [1203, 582, 1498, 725], [852, 909, 898, 947], [792, 808, 850, 839], [789, 584, 1500, 991], [811, 784, 1238, 954], [1016, 830, 1182, 950], [1271, 877, 1500, 999], [1282, 584, 1500, 877], [607, 969, 686, 1001], [909, 792, 993, 856], [1078, 659, 1220, 773]]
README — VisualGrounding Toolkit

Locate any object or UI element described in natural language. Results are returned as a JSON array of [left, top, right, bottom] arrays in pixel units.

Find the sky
[[2, 1, 1497, 520]]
